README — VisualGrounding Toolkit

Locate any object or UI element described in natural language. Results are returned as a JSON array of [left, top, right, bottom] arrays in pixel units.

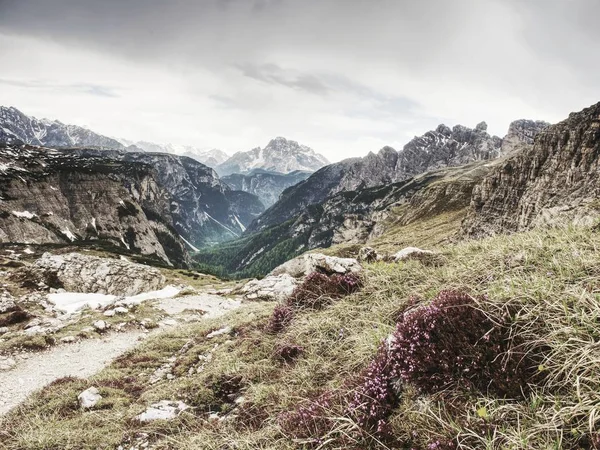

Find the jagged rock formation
[[28, 253, 165, 296], [0, 106, 125, 149], [216, 137, 329, 176], [0, 144, 264, 265], [222, 169, 311, 207], [500, 120, 550, 155], [463, 102, 600, 236], [250, 122, 505, 232]]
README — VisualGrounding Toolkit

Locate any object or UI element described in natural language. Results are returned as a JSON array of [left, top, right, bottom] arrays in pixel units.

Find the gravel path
[[0, 332, 145, 416], [0, 293, 245, 417]]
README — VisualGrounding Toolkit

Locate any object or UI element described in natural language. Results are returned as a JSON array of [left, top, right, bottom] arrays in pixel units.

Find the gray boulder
[[269, 253, 363, 278], [30, 253, 165, 296], [240, 274, 299, 302]]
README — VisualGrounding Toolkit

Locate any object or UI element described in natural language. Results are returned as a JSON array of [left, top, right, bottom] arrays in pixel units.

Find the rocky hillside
[[0, 145, 188, 266], [216, 137, 329, 176], [0, 145, 265, 265], [222, 169, 311, 207], [194, 161, 493, 278], [250, 121, 511, 232], [500, 119, 550, 155], [0, 106, 125, 150], [463, 102, 600, 237]]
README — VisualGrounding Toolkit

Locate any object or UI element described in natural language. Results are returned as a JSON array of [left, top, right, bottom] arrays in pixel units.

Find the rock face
[[464, 101, 600, 236], [250, 123, 504, 232], [0, 145, 264, 263], [216, 137, 329, 176], [500, 120, 550, 155], [222, 169, 312, 207], [0, 106, 125, 149], [0, 145, 189, 266], [31, 253, 165, 296]]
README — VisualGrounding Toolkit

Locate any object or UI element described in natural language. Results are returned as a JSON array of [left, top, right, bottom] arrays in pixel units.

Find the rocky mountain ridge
[[120, 140, 230, 167], [0, 106, 125, 150], [249, 121, 514, 232], [216, 137, 329, 176]]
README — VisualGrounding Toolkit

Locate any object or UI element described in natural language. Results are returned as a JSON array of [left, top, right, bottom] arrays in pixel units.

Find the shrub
[[346, 347, 396, 439], [267, 304, 294, 333], [286, 272, 362, 310], [279, 391, 337, 441], [274, 342, 304, 363], [388, 290, 538, 398]]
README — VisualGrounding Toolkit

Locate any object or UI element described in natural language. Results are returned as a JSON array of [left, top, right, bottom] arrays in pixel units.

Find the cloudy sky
[[0, 0, 598, 161]]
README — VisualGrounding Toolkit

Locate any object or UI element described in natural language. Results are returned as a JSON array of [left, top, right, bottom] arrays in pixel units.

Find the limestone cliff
[[463, 102, 600, 236]]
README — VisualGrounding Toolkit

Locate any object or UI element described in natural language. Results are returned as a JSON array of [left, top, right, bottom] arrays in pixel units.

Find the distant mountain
[[249, 121, 511, 232], [222, 169, 312, 207], [216, 137, 329, 176], [0, 106, 125, 149], [124, 140, 229, 167]]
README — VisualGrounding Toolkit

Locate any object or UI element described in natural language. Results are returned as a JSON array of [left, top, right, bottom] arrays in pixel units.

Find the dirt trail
[[0, 332, 145, 415], [0, 292, 244, 416]]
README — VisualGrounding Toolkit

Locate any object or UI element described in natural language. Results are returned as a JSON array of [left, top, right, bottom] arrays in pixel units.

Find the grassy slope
[[2, 225, 600, 449]]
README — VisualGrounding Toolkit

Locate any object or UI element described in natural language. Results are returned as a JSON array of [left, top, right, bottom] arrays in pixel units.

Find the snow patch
[[180, 235, 199, 252], [12, 210, 36, 219], [48, 285, 182, 315], [232, 215, 246, 232], [62, 228, 76, 241]]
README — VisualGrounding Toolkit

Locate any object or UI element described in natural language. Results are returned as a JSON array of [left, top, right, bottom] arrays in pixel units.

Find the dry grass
[[2, 226, 600, 449]]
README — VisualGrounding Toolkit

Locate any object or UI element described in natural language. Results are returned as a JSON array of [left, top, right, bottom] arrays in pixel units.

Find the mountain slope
[[250, 122, 508, 232], [463, 102, 600, 236], [0, 145, 265, 265], [221, 169, 311, 207], [0, 144, 189, 266], [0, 106, 125, 149], [216, 137, 329, 176]]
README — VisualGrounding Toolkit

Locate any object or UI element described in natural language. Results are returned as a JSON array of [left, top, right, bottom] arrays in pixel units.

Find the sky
[[0, 0, 599, 161]]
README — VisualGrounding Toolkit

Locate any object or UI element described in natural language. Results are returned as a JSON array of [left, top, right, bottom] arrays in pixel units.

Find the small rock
[[392, 247, 437, 263], [208, 412, 220, 422], [0, 326, 9, 335], [358, 246, 380, 263], [93, 320, 109, 332], [114, 306, 129, 314], [159, 319, 178, 327], [206, 326, 231, 338], [103, 309, 116, 317], [0, 356, 16, 371], [135, 400, 189, 422], [78, 387, 102, 409], [24, 325, 44, 335], [24, 318, 42, 329], [60, 336, 76, 343]]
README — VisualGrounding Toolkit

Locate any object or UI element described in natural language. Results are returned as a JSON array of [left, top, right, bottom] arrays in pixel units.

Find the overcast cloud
[[0, 0, 598, 160]]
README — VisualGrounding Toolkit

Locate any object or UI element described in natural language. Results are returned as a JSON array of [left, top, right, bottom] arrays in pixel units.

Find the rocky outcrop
[[250, 123, 503, 232], [500, 120, 550, 155], [0, 106, 125, 149], [463, 101, 600, 236], [222, 170, 311, 207], [269, 253, 363, 278], [216, 137, 329, 176], [239, 274, 299, 302], [29, 253, 165, 296]]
